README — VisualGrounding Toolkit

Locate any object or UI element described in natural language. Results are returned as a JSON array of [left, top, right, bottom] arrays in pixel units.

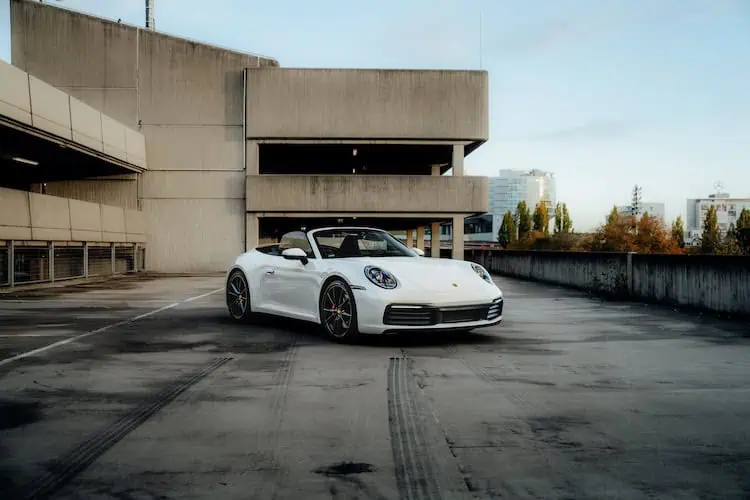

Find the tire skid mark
[[258, 335, 299, 500], [399, 348, 479, 497], [14, 356, 233, 500], [389, 355, 470, 500]]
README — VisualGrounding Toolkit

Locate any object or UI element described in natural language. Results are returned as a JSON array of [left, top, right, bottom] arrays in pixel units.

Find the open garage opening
[[258, 143, 455, 175], [257, 216, 454, 257]]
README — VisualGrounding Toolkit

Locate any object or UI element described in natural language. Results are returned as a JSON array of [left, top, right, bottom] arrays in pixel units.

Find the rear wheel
[[319, 278, 360, 343], [226, 269, 252, 322]]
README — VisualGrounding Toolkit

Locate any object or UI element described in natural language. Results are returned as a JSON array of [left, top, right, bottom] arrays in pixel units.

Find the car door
[[269, 258, 320, 320], [261, 231, 321, 320]]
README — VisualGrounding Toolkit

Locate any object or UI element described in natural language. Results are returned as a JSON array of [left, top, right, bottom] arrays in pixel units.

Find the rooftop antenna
[[631, 184, 642, 229], [146, 0, 155, 29]]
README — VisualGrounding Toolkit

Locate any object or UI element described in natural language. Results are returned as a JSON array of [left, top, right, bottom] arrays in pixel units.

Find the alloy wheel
[[227, 271, 249, 320], [322, 282, 353, 338]]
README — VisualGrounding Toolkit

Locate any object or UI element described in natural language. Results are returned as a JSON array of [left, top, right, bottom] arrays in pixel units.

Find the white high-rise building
[[436, 169, 557, 242], [616, 202, 666, 222], [685, 191, 750, 245]]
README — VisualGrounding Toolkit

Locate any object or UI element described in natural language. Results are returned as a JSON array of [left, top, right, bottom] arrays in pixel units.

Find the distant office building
[[685, 191, 750, 245], [431, 169, 557, 243], [616, 202, 666, 222]]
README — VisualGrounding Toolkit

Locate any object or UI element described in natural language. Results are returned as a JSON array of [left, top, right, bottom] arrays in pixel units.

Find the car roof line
[[307, 226, 386, 234]]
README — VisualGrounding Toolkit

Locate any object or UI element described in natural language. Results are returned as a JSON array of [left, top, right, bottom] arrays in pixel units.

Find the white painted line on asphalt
[[0, 287, 223, 368], [183, 288, 223, 303]]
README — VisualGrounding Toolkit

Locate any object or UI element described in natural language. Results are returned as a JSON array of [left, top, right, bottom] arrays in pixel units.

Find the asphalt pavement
[[0, 274, 748, 499]]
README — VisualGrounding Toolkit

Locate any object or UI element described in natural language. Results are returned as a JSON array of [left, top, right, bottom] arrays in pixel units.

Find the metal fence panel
[[88, 246, 114, 277], [115, 246, 136, 274], [14, 246, 50, 285], [54, 246, 85, 280], [1, 242, 143, 288]]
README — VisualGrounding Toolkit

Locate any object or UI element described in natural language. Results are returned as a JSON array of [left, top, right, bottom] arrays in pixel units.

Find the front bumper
[[353, 286, 503, 334]]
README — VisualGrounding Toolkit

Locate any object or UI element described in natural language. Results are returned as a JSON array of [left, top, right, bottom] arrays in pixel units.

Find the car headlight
[[471, 263, 492, 284], [364, 266, 398, 289]]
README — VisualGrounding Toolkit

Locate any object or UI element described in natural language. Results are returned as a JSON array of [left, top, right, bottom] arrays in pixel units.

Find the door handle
[[265, 269, 275, 275]]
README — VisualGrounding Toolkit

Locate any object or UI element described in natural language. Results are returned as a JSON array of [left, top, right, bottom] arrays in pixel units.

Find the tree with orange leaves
[[585, 206, 636, 252], [634, 212, 681, 254]]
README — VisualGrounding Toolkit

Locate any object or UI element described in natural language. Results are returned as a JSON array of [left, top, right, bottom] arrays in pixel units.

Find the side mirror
[[411, 247, 425, 257], [282, 247, 309, 264]]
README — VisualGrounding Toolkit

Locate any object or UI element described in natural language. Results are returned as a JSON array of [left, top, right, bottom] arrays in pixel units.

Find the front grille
[[441, 307, 484, 323], [487, 298, 503, 320], [384, 297, 503, 327], [383, 306, 436, 326]]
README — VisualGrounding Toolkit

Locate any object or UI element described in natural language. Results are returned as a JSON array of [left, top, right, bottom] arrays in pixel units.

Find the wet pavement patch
[[313, 462, 376, 476], [0, 399, 43, 430]]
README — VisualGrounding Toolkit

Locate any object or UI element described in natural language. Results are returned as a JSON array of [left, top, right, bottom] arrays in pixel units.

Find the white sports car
[[225, 226, 503, 342]]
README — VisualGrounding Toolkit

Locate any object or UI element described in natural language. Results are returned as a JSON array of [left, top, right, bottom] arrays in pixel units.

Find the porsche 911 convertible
[[225, 226, 503, 342]]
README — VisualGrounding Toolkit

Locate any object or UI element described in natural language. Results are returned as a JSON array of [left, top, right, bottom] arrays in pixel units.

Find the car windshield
[[313, 228, 417, 259]]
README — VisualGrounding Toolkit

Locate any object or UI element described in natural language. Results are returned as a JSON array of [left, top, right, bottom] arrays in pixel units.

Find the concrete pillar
[[406, 229, 414, 247], [246, 213, 259, 251], [49, 242, 55, 281], [83, 242, 89, 277], [246, 141, 259, 175], [416, 227, 426, 251], [431, 222, 441, 258], [8, 241, 14, 287], [452, 215, 464, 260], [452, 145, 465, 176], [431, 164, 441, 176]]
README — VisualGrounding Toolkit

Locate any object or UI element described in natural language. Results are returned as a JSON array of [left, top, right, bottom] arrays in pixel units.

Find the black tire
[[319, 278, 360, 343], [226, 269, 253, 322]]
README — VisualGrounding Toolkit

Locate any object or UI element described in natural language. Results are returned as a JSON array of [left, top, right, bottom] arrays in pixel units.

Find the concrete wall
[[246, 68, 489, 140], [10, 0, 278, 272], [466, 250, 750, 316], [246, 175, 489, 213], [0, 187, 145, 243], [0, 59, 146, 167]]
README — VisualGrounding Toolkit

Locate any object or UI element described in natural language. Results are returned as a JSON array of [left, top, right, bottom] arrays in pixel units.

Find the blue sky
[[1, 0, 749, 231]]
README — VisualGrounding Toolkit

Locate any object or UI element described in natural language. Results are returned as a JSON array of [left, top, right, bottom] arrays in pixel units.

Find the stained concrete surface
[[0, 275, 748, 499]]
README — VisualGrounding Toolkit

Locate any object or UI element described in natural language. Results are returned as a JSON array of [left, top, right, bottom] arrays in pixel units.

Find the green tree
[[554, 203, 563, 234], [562, 203, 573, 233], [737, 208, 750, 231], [532, 201, 550, 235], [736, 208, 750, 254], [497, 211, 517, 248], [723, 223, 741, 255], [515, 201, 532, 240], [671, 216, 685, 248], [699, 205, 721, 254]]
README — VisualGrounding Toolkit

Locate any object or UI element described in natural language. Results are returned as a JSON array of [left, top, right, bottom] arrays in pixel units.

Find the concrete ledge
[[466, 249, 750, 317], [247, 174, 489, 213], [0, 187, 145, 244]]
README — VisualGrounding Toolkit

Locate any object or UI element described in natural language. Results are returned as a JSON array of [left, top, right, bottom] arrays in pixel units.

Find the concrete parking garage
[[0, 275, 748, 499]]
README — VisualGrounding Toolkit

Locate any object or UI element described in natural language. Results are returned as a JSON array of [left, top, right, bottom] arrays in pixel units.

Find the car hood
[[337, 257, 499, 299]]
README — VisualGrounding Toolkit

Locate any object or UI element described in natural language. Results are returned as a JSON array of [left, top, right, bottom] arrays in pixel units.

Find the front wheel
[[226, 269, 253, 322], [319, 279, 360, 343]]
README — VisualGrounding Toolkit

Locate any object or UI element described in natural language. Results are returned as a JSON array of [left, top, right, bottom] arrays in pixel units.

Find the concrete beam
[[246, 68, 489, 141]]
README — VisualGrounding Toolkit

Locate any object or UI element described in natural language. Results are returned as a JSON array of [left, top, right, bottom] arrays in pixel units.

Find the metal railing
[[0, 241, 143, 288]]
